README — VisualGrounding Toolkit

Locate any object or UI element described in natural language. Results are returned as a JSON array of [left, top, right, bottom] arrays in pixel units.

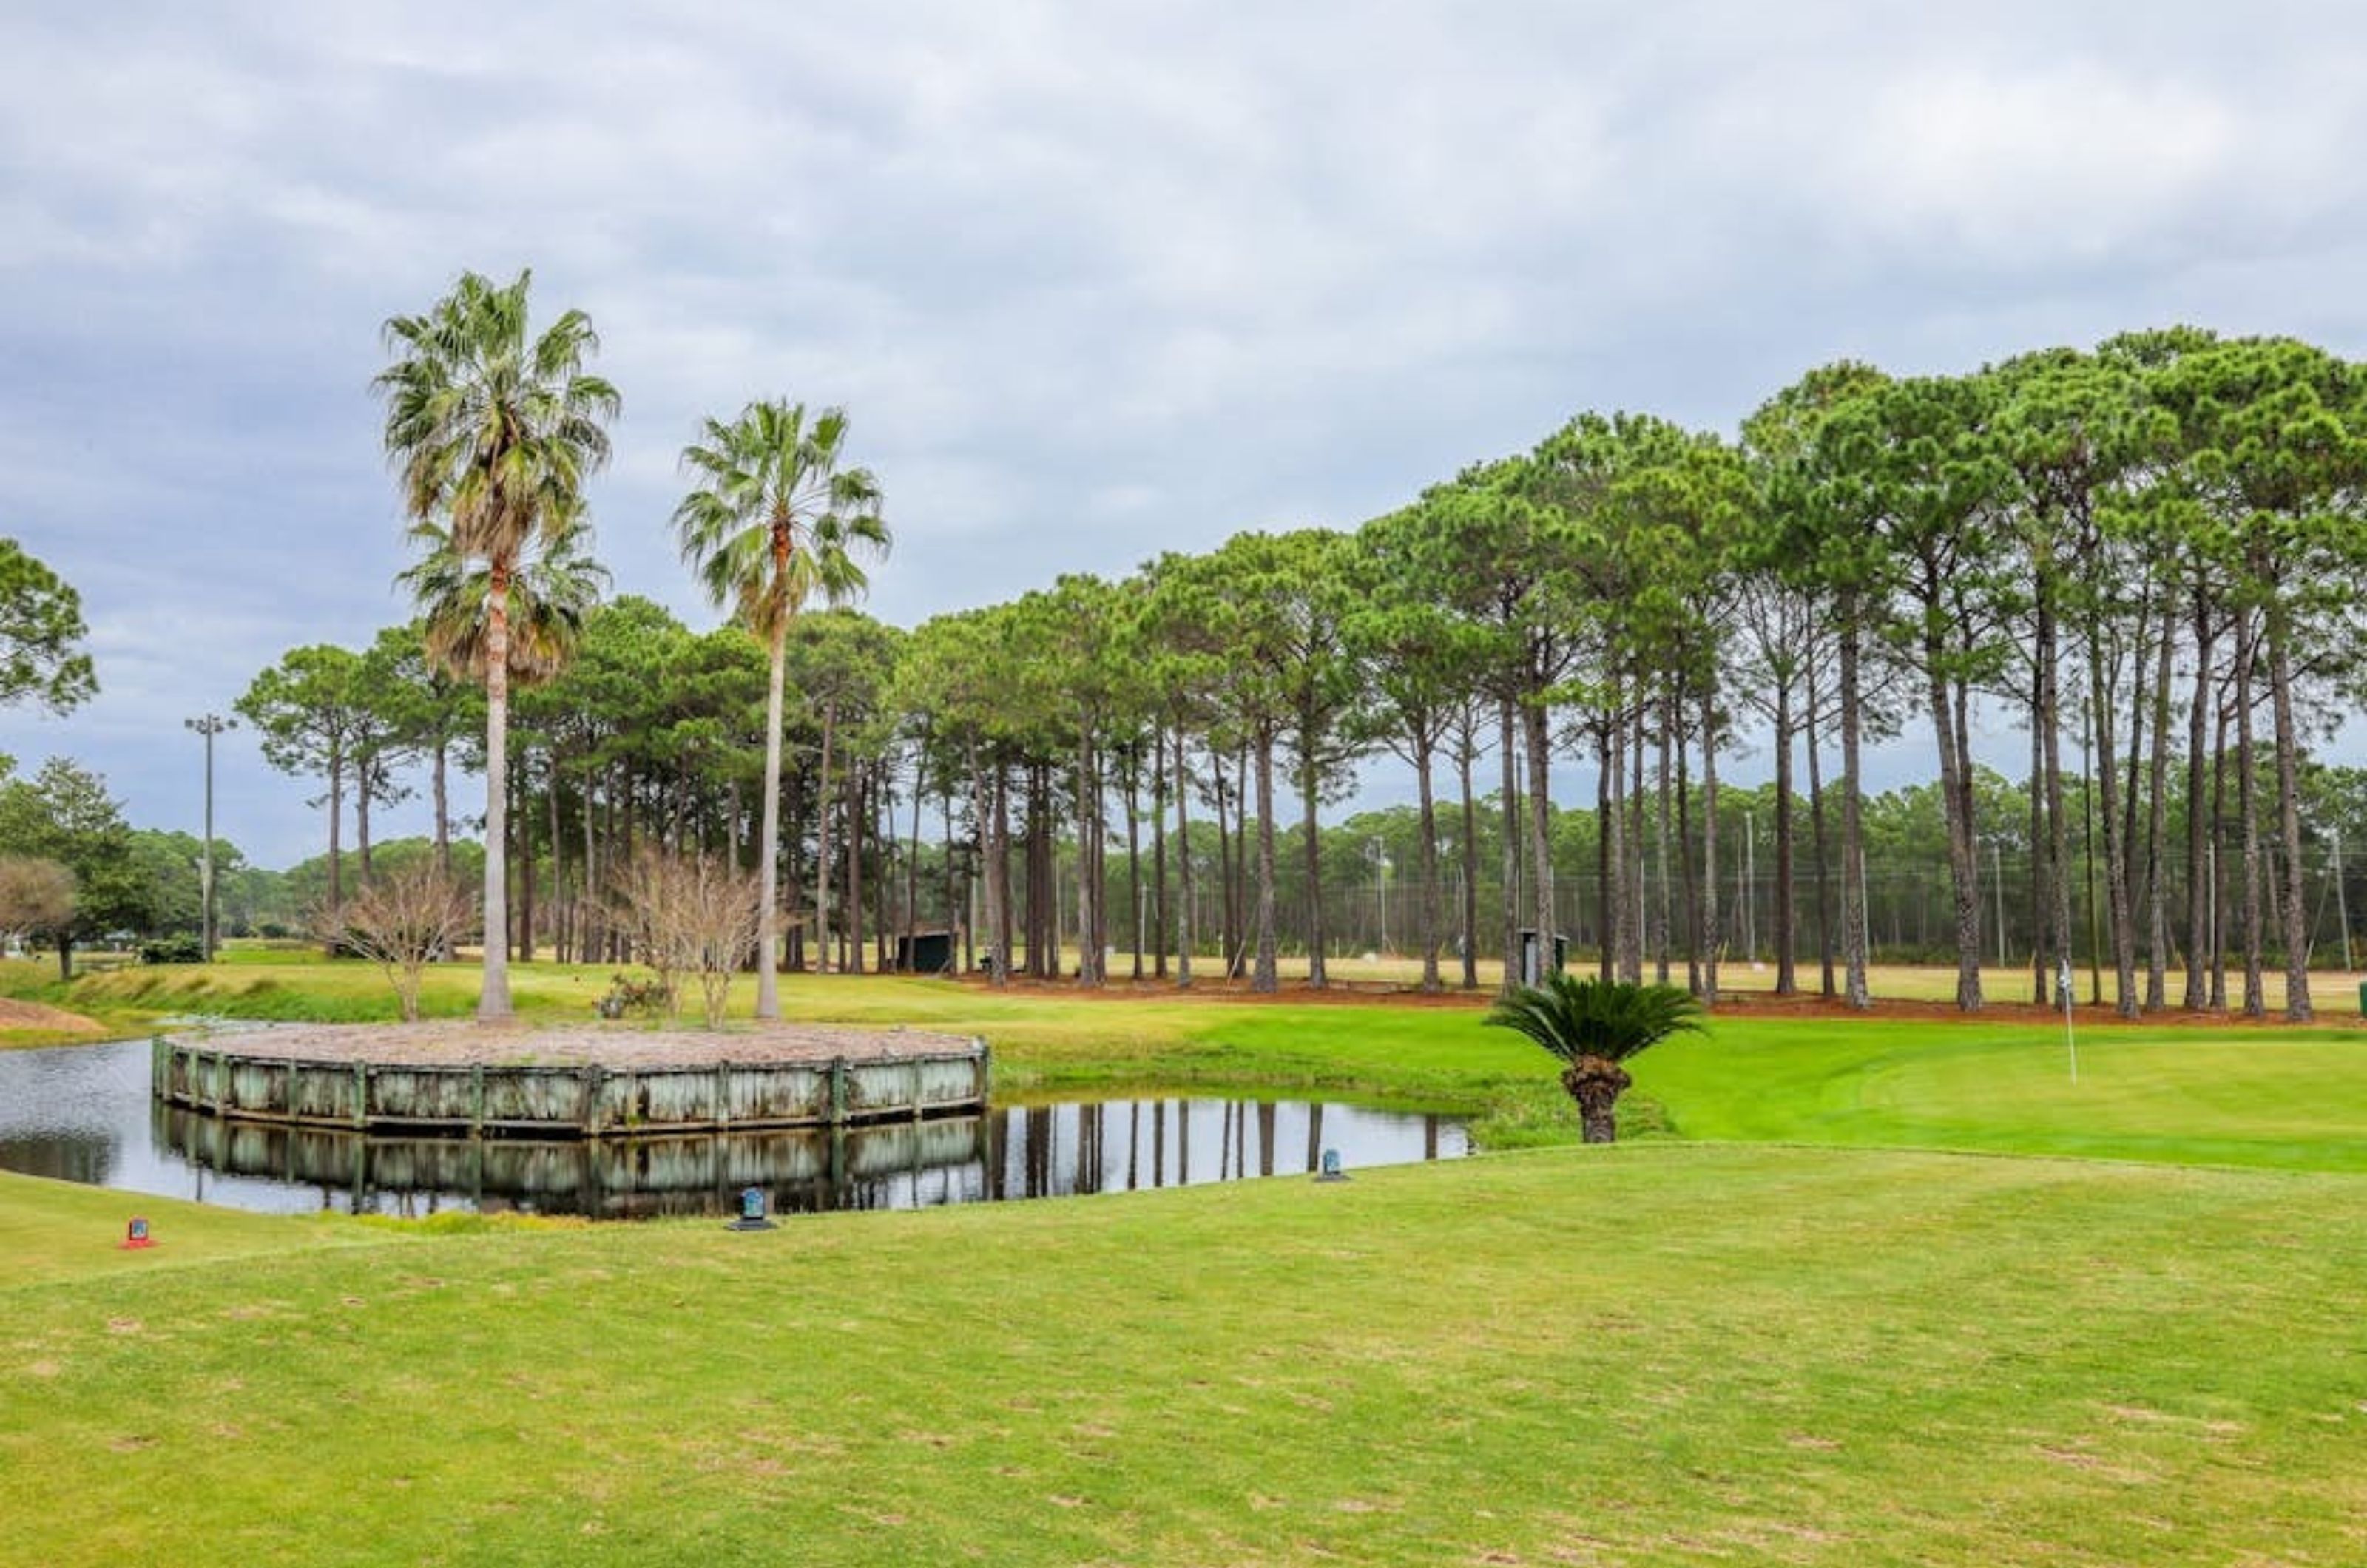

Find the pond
[[0, 1039, 1469, 1220]]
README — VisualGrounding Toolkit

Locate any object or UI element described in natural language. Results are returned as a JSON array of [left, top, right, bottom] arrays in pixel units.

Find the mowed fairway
[[7, 1146, 2367, 1567], [1635, 1016, 2367, 1171], [7, 965, 2367, 1563]]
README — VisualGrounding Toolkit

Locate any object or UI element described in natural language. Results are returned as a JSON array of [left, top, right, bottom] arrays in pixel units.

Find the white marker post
[[2059, 956, 2079, 1084]]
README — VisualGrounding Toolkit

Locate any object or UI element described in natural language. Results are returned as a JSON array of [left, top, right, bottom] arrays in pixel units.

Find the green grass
[[23, 956, 2367, 1162], [5, 1146, 2364, 1565], [1632, 1015, 2367, 1171], [9, 962, 2367, 1561]]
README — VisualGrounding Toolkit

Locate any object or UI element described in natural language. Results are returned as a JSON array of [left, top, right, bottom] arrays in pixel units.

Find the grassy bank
[[8, 960, 2367, 1561], [21, 956, 2367, 1163], [5, 1144, 2363, 1566]]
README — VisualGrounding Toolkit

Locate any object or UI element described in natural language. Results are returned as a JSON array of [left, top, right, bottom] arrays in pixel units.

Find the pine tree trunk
[[1597, 719, 1616, 983], [1416, 731, 1442, 993], [1152, 726, 1169, 981], [1499, 695, 1522, 996], [986, 757, 1010, 987], [1523, 697, 1556, 981], [2268, 601, 2314, 1020], [2144, 620, 2174, 1010], [1174, 731, 1194, 988], [1301, 748, 1327, 989], [1253, 730, 1279, 993], [1806, 654, 1834, 998], [813, 697, 837, 974], [1837, 598, 1870, 1010], [1701, 681, 1722, 1006], [1772, 678, 1797, 996], [2089, 622, 2137, 1017], [1654, 699, 1673, 985], [1076, 734, 1102, 987], [2185, 587, 2214, 1010], [1126, 745, 1143, 981], [2236, 612, 2264, 1017], [1457, 725, 1479, 990]]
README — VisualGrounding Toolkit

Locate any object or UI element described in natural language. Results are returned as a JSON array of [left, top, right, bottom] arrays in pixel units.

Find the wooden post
[[470, 1062, 486, 1133], [829, 1058, 848, 1124], [354, 1061, 368, 1129], [716, 1061, 731, 1131]]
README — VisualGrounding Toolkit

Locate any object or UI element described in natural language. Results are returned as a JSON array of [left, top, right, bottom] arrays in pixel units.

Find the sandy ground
[[190, 1020, 980, 1068], [0, 998, 108, 1033]]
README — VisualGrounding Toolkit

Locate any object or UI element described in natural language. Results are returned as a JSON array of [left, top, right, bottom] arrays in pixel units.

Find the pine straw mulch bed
[[184, 1019, 980, 1069]]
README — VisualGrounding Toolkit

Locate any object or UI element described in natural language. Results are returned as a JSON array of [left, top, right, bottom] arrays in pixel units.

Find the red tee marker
[[120, 1217, 155, 1250]]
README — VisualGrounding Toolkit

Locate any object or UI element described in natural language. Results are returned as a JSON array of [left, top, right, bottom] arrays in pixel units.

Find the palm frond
[[1483, 973, 1705, 1065]]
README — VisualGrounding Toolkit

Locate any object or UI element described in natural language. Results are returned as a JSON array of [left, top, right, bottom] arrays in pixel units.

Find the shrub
[[138, 935, 206, 965]]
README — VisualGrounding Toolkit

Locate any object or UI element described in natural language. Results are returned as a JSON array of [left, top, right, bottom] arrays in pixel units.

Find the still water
[[0, 1039, 1468, 1220]]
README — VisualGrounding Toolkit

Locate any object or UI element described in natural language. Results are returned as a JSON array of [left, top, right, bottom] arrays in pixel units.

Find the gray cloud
[[2, 1, 2363, 862]]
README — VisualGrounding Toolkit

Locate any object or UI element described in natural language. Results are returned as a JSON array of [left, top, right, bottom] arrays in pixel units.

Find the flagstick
[[2060, 956, 2079, 1084]]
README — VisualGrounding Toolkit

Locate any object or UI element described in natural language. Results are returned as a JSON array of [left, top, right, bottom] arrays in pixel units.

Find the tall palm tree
[[374, 268, 619, 1021], [397, 513, 609, 689], [673, 400, 888, 1017], [396, 510, 608, 887], [1484, 974, 1705, 1143]]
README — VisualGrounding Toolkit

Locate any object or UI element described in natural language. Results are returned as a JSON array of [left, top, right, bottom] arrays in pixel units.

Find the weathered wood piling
[[152, 1029, 990, 1138]]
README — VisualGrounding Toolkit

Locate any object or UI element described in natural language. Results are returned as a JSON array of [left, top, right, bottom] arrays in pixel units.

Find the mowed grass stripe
[[4, 1145, 2364, 1566], [1632, 1016, 2367, 1170]]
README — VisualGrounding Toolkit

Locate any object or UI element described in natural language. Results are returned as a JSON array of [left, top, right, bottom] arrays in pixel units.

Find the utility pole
[[2334, 824, 2354, 971], [184, 714, 234, 963]]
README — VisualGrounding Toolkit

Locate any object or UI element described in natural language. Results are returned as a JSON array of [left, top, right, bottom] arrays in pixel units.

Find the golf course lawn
[[6, 961, 2367, 1563]]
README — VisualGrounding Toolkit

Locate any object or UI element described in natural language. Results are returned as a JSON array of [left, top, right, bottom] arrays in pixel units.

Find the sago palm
[[374, 268, 619, 1020], [672, 399, 887, 1014], [1484, 973, 1705, 1143]]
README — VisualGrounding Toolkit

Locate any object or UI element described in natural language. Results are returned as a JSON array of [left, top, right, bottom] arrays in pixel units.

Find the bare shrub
[[317, 861, 474, 1022], [0, 855, 74, 953], [607, 850, 686, 1021], [610, 848, 766, 1029]]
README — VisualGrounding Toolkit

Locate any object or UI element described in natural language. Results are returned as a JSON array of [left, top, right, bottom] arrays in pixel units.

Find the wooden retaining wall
[[152, 1035, 990, 1138], [159, 1105, 985, 1218]]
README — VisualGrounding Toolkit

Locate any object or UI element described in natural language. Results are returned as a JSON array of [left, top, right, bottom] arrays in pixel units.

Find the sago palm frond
[[1484, 973, 1705, 1065]]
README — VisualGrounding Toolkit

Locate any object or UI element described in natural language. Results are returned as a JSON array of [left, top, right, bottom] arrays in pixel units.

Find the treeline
[[240, 324, 2367, 1018]]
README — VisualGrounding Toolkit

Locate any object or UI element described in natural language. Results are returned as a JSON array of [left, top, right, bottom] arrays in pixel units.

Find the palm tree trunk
[[479, 561, 513, 1020], [1561, 1057, 1632, 1145], [754, 618, 787, 1016]]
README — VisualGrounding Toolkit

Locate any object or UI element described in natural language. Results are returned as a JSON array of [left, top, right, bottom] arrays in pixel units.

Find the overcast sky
[[4, 2, 2365, 868]]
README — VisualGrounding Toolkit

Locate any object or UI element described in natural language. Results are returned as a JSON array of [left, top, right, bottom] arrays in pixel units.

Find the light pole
[[185, 714, 234, 962]]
